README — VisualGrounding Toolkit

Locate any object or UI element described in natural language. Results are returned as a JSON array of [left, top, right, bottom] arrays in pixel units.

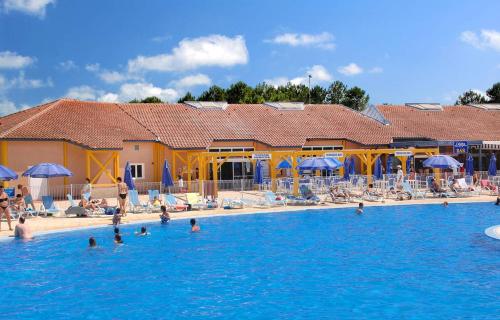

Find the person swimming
[[89, 237, 97, 248], [356, 202, 364, 214], [495, 197, 499, 206], [160, 205, 170, 224], [443, 201, 449, 207], [190, 218, 200, 232], [114, 234, 123, 244], [136, 226, 149, 236], [114, 227, 120, 235]]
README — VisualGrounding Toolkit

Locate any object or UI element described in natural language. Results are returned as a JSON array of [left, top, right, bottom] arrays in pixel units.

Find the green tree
[[325, 81, 347, 104], [342, 86, 369, 111], [309, 85, 327, 104], [486, 82, 500, 103], [177, 92, 196, 103], [142, 96, 163, 103], [455, 90, 486, 105], [226, 81, 254, 103], [197, 85, 226, 101]]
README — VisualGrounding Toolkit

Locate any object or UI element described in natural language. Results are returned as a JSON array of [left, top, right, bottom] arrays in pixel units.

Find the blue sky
[[1, 0, 499, 115]]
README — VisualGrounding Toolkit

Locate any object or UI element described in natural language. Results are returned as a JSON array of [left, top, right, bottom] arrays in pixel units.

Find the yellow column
[[366, 151, 373, 185], [172, 151, 177, 182], [115, 152, 120, 179], [401, 156, 407, 175], [212, 156, 218, 197], [198, 155, 204, 196], [270, 157, 277, 192], [63, 142, 68, 185], [0, 141, 8, 187], [85, 150, 91, 181], [339, 157, 345, 178], [292, 154, 299, 195], [187, 153, 192, 192]]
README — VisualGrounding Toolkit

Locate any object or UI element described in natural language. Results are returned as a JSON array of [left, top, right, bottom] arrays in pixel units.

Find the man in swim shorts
[[14, 217, 33, 239]]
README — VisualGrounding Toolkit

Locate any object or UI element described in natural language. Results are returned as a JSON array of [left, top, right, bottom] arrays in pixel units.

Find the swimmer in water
[[443, 201, 449, 207], [495, 197, 499, 206], [114, 234, 123, 244], [190, 218, 200, 232], [136, 226, 148, 236], [89, 237, 97, 248], [114, 227, 120, 235], [356, 202, 364, 214], [160, 205, 170, 224]]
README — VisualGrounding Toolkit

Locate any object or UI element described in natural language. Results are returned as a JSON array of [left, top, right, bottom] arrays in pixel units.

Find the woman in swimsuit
[[116, 177, 128, 216], [0, 186, 12, 231]]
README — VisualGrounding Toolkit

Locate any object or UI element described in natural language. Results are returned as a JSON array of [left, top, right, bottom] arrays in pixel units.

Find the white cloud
[[108, 82, 179, 102], [369, 67, 383, 74], [151, 34, 171, 43], [0, 51, 35, 69], [58, 60, 77, 71], [127, 34, 248, 73], [267, 32, 335, 50], [66, 85, 103, 100], [98, 70, 128, 84], [265, 64, 333, 87], [85, 63, 100, 72], [338, 63, 363, 76], [460, 29, 500, 51], [3, 0, 55, 17], [170, 73, 211, 89], [0, 99, 18, 115], [0, 71, 52, 91]]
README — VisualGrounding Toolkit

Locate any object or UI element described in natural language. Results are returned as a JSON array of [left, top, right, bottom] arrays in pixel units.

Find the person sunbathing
[[430, 179, 445, 193], [79, 198, 98, 210], [151, 196, 161, 207], [450, 179, 465, 193]]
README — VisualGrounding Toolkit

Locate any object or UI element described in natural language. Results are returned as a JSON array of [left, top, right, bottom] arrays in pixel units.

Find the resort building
[[0, 99, 499, 195]]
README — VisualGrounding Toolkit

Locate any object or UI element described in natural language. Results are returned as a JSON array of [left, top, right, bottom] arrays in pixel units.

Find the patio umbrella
[[253, 160, 263, 185], [422, 155, 461, 169], [386, 155, 393, 174], [276, 159, 292, 169], [406, 156, 412, 173], [161, 160, 174, 191], [349, 156, 356, 175], [465, 154, 474, 176], [0, 164, 18, 181], [488, 154, 497, 176], [374, 156, 383, 180], [124, 161, 136, 190], [22, 163, 72, 178], [343, 157, 350, 180], [297, 157, 342, 171]]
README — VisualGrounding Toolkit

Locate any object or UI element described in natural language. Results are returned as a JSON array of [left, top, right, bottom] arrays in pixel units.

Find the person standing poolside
[[0, 186, 12, 231], [160, 205, 170, 224], [17, 184, 35, 211], [396, 165, 404, 189], [116, 177, 128, 216], [14, 217, 32, 239], [82, 178, 92, 197], [190, 218, 200, 232]]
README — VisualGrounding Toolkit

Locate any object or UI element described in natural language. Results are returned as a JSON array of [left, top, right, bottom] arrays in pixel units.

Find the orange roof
[[1, 99, 499, 150]]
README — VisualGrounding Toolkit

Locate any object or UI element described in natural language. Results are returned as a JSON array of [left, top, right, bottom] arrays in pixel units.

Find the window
[[302, 145, 343, 151], [130, 163, 144, 179], [134, 145, 140, 151], [208, 147, 255, 152]]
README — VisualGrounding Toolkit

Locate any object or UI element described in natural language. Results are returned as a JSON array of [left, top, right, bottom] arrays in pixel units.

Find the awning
[[482, 141, 500, 150]]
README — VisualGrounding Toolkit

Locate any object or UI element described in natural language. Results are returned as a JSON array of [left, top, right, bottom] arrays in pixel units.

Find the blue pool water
[[1, 203, 499, 319]]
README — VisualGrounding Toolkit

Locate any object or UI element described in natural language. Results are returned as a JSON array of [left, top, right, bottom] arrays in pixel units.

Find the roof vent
[[362, 105, 390, 125], [184, 101, 228, 110], [468, 103, 500, 110], [405, 103, 443, 111], [265, 102, 304, 110]]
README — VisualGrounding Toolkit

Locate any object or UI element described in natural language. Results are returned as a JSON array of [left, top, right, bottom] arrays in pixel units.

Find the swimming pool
[[1, 203, 499, 319]]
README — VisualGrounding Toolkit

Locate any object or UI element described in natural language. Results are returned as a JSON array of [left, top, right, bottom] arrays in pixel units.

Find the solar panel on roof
[[265, 102, 304, 110], [405, 103, 443, 111], [469, 104, 500, 110], [184, 101, 228, 110]]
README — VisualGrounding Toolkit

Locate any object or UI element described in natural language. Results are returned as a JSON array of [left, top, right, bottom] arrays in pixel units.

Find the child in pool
[[190, 218, 200, 232], [159, 205, 170, 224]]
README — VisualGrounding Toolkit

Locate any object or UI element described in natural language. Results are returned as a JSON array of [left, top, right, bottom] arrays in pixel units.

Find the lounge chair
[[480, 179, 498, 195], [128, 190, 151, 213], [402, 181, 426, 200], [185, 193, 215, 210], [457, 178, 480, 197], [222, 198, 244, 209], [264, 191, 287, 207], [164, 194, 188, 211], [65, 194, 89, 217], [299, 185, 321, 204], [41, 196, 63, 217], [286, 194, 309, 205]]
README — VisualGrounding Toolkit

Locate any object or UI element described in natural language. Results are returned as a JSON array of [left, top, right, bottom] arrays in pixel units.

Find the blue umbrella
[[488, 154, 497, 176], [465, 154, 474, 176], [297, 157, 342, 171], [254, 160, 263, 184], [406, 156, 412, 173], [22, 163, 72, 178], [124, 161, 136, 190], [386, 155, 393, 174], [349, 156, 356, 175], [343, 157, 350, 180], [423, 155, 461, 169], [276, 159, 292, 169], [374, 156, 383, 180], [161, 160, 174, 188], [0, 165, 18, 181]]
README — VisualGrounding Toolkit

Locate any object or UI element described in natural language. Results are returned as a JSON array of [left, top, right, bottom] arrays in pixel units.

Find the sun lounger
[[264, 191, 287, 207], [222, 198, 244, 209], [129, 190, 151, 213], [41, 196, 63, 217], [457, 178, 480, 197], [299, 185, 320, 204], [185, 193, 215, 210], [402, 181, 426, 200], [164, 194, 188, 211], [480, 179, 498, 195]]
